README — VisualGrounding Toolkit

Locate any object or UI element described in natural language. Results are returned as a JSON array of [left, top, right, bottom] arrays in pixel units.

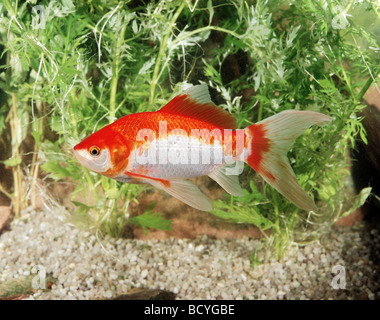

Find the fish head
[[73, 127, 131, 177]]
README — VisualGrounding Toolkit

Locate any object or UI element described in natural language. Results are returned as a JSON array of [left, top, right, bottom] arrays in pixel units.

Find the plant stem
[[3, 0, 24, 30], [357, 76, 378, 103], [340, 61, 355, 98], [172, 25, 263, 59], [0, 183, 12, 200], [109, 23, 127, 122], [150, 1, 186, 106], [83, 169, 99, 202], [10, 93, 23, 217], [30, 100, 45, 210], [174, 25, 240, 45], [257, 102, 264, 122]]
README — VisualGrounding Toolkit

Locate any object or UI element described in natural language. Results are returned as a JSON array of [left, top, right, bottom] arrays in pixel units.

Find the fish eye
[[89, 146, 100, 157]]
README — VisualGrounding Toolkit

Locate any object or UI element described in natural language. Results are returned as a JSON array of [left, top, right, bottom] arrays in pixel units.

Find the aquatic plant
[[0, 0, 378, 258]]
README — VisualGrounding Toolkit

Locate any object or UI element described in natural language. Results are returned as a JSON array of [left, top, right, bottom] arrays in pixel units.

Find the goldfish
[[73, 84, 331, 212]]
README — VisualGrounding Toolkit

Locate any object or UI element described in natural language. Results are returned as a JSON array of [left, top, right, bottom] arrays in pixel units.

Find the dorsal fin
[[157, 84, 238, 129]]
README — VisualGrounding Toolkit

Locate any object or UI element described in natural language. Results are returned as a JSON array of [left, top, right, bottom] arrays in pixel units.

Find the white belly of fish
[[129, 136, 233, 179]]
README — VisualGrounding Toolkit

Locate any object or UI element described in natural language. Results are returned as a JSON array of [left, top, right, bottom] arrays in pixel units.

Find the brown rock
[[360, 104, 380, 174], [0, 206, 11, 233], [348, 85, 380, 217], [363, 85, 380, 174], [335, 205, 369, 226]]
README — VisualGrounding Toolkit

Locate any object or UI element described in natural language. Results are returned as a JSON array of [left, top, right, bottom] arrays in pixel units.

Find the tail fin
[[244, 110, 332, 211]]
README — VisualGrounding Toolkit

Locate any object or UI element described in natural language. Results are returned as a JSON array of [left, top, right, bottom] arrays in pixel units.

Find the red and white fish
[[73, 84, 331, 212]]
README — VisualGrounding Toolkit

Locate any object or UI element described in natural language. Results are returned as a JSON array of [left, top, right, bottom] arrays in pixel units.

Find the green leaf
[[319, 79, 335, 90], [129, 204, 172, 235], [105, 187, 119, 199], [50, 117, 64, 134], [212, 201, 273, 230], [41, 161, 72, 180], [0, 115, 4, 136], [359, 125, 368, 145], [341, 187, 372, 218], [207, 0, 214, 25], [3, 157, 22, 167], [71, 200, 96, 213]]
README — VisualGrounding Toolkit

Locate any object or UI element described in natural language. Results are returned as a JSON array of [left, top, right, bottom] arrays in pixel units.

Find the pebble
[[0, 209, 379, 300], [141, 269, 148, 278]]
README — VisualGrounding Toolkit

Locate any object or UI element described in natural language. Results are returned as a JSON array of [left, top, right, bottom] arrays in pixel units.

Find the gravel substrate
[[0, 207, 379, 300]]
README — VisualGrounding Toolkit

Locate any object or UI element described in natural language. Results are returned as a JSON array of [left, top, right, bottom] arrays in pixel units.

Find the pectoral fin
[[124, 171, 213, 211], [148, 179, 213, 212]]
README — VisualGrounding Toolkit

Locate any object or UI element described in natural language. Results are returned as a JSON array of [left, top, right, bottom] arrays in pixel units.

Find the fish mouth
[[73, 149, 91, 168], [73, 148, 89, 163], [73, 148, 112, 173]]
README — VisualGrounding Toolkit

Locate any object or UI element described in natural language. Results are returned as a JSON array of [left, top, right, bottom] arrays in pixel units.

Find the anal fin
[[208, 164, 244, 197]]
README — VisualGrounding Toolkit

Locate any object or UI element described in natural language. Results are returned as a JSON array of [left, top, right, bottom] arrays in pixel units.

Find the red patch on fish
[[246, 123, 275, 182], [125, 171, 171, 188]]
